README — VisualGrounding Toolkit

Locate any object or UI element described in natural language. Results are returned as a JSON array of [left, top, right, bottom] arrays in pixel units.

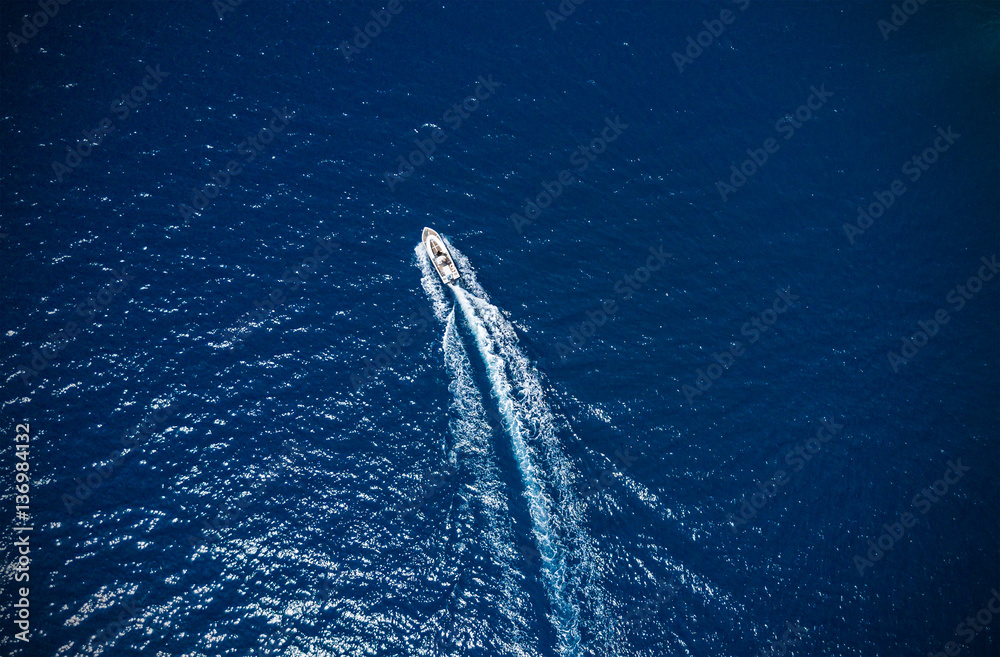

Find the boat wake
[[437, 307, 538, 655], [416, 240, 607, 657]]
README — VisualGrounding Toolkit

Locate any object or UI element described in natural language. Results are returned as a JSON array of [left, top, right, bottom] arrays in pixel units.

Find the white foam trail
[[417, 233, 607, 656], [445, 243, 488, 301], [424, 235, 757, 653], [440, 308, 537, 654], [415, 244, 451, 323], [453, 285, 596, 657]]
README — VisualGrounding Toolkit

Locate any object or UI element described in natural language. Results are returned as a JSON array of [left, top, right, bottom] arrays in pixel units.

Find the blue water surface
[[2, 1, 998, 656]]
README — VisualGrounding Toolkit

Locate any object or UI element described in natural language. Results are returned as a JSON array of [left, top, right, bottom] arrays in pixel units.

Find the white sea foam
[[442, 241, 488, 301], [416, 235, 608, 656], [415, 244, 451, 323], [440, 309, 536, 654], [455, 287, 595, 656]]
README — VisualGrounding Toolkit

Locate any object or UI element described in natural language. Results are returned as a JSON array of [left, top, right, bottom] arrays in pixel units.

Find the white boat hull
[[422, 227, 461, 286]]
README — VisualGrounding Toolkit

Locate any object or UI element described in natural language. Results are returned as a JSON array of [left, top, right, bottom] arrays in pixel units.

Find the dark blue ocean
[[2, 1, 999, 655]]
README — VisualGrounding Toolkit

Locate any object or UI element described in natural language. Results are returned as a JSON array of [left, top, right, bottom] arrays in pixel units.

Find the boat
[[422, 227, 461, 285]]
